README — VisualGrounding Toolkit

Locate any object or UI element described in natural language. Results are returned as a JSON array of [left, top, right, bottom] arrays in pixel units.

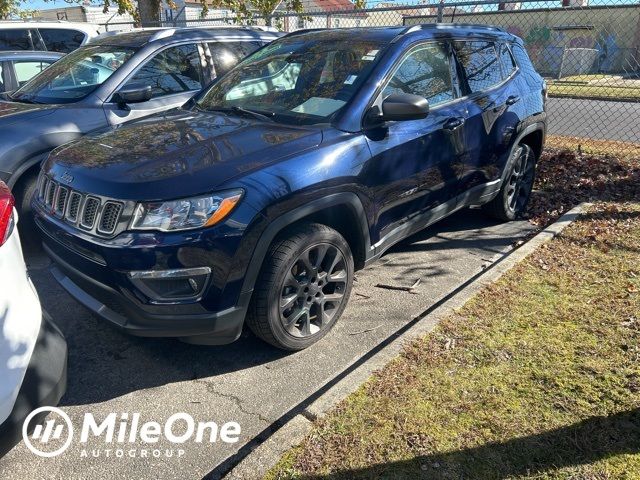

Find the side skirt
[[364, 179, 502, 266]]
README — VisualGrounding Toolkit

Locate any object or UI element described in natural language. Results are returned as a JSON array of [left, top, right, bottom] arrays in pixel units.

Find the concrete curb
[[225, 202, 590, 480]]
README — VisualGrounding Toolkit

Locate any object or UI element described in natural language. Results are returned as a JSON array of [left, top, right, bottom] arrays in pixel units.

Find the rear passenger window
[[125, 44, 203, 99], [206, 41, 263, 77], [453, 41, 502, 93], [498, 43, 517, 79], [38, 29, 86, 53], [383, 42, 454, 107], [0, 29, 32, 50]]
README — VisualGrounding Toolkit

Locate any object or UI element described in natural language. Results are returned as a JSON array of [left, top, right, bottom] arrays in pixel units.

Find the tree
[[2, 0, 365, 28]]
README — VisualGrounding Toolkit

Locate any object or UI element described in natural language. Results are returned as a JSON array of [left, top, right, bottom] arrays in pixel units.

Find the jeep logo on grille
[[61, 172, 74, 184]]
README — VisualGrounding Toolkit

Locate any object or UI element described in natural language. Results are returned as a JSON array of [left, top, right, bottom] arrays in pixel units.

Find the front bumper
[[0, 312, 67, 457], [33, 205, 250, 343]]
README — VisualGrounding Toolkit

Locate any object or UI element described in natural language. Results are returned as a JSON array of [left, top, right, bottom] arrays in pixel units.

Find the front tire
[[247, 223, 354, 351], [483, 143, 536, 221]]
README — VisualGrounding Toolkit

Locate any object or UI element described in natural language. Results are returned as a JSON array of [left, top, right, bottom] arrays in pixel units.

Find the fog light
[[128, 267, 211, 303]]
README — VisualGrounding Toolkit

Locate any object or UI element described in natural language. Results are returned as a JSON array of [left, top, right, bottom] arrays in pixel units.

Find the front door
[[361, 41, 468, 250]]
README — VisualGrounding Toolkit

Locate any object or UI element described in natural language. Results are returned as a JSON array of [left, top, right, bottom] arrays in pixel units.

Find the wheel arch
[[239, 192, 371, 300], [6, 151, 50, 189]]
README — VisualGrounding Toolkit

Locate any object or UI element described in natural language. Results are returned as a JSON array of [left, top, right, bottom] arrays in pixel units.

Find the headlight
[[130, 189, 243, 232]]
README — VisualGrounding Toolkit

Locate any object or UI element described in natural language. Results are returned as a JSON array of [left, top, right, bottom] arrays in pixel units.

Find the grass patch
[[555, 74, 612, 83], [548, 83, 640, 100], [266, 202, 640, 479], [546, 135, 640, 159]]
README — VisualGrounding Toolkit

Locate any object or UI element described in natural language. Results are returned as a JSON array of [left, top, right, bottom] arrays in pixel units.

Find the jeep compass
[[33, 25, 546, 350]]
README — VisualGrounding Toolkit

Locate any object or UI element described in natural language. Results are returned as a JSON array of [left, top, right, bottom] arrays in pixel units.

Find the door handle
[[443, 117, 464, 130], [506, 95, 521, 105]]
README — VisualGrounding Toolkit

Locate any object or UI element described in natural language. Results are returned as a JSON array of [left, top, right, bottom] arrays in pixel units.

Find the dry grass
[[548, 83, 640, 101], [546, 136, 640, 159], [266, 202, 640, 479]]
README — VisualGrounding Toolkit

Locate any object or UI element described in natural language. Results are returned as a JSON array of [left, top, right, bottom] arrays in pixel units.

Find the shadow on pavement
[[22, 209, 513, 407], [291, 408, 640, 480]]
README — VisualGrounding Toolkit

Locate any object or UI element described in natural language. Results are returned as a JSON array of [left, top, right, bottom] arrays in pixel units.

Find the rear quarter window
[[511, 43, 540, 86]]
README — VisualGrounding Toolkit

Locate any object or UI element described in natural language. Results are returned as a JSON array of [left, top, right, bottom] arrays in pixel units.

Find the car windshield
[[196, 33, 386, 125], [10, 45, 136, 104]]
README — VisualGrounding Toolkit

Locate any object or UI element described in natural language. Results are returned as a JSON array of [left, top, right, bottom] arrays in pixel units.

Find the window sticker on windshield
[[344, 75, 357, 85], [362, 49, 379, 61], [292, 97, 346, 116]]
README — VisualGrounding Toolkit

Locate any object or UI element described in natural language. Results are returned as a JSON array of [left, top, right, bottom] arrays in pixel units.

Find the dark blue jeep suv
[[33, 25, 546, 350]]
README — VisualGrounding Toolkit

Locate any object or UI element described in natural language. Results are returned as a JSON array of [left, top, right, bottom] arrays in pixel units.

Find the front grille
[[67, 192, 82, 222], [37, 172, 125, 237], [55, 187, 68, 215], [80, 197, 100, 230], [46, 180, 56, 207], [98, 202, 123, 235]]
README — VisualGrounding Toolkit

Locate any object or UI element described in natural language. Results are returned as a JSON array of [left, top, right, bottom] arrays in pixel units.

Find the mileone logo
[[23, 407, 241, 458]]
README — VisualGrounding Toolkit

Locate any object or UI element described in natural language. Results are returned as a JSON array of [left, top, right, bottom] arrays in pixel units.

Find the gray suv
[[0, 27, 279, 219]]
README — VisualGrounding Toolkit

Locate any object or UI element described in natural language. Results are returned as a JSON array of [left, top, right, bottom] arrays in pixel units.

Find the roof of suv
[[0, 21, 102, 35], [283, 24, 516, 43], [90, 27, 282, 48]]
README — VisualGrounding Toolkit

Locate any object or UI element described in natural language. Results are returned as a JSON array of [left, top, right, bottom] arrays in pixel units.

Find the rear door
[[452, 39, 521, 202], [103, 43, 206, 126], [362, 41, 468, 249]]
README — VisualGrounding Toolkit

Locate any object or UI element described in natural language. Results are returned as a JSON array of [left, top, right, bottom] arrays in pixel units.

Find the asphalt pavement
[[0, 209, 536, 480], [547, 97, 640, 143]]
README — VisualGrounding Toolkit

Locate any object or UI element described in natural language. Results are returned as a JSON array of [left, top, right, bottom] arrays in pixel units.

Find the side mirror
[[381, 93, 429, 122], [112, 84, 152, 110]]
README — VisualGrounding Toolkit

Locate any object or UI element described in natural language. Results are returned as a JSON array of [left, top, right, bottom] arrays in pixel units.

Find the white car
[[0, 181, 67, 456], [0, 21, 103, 53]]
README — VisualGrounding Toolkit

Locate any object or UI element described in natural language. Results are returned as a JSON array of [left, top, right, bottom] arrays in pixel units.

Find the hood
[[0, 101, 57, 126], [44, 109, 323, 201]]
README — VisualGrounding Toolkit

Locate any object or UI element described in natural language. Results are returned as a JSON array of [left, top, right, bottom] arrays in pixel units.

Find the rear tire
[[247, 223, 354, 351], [483, 143, 536, 221]]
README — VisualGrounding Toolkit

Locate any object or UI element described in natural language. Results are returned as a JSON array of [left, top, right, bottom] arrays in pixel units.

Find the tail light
[[0, 181, 16, 247]]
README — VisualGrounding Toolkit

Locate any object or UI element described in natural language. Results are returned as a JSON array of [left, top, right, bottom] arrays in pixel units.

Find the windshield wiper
[[207, 106, 275, 123]]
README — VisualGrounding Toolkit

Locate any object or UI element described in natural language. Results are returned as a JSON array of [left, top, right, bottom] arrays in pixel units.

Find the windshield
[[196, 33, 386, 125], [10, 45, 136, 104]]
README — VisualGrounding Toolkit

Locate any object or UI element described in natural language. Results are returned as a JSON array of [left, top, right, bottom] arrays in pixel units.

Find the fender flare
[[6, 151, 50, 189], [499, 120, 546, 184], [238, 192, 371, 301]]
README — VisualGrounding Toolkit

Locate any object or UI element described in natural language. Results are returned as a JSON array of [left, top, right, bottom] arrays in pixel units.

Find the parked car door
[[452, 40, 521, 202], [103, 43, 207, 126], [362, 41, 468, 248]]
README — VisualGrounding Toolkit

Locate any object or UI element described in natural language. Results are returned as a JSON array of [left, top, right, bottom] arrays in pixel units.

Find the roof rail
[[401, 23, 504, 36], [281, 28, 326, 37], [148, 28, 176, 42]]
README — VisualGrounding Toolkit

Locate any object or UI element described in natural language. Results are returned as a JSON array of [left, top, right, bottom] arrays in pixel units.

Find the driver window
[[124, 44, 203, 99], [383, 43, 454, 107]]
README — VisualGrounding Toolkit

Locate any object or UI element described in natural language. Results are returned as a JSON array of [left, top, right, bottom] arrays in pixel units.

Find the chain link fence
[[101, 0, 640, 155]]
